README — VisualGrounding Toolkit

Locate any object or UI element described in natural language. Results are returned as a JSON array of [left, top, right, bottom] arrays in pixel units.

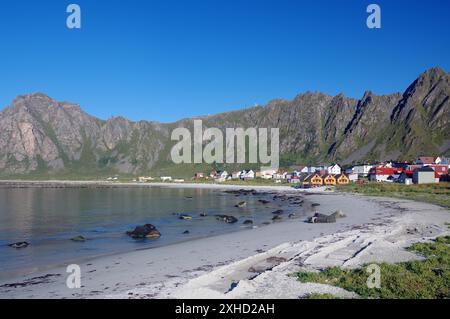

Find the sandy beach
[[0, 183, 448, 299]]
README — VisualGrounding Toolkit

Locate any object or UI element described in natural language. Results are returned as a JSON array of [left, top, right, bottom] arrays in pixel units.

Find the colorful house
[[323, 174, 337, 185], [303, 174, 323, 186], [335, 174, 349, 185]]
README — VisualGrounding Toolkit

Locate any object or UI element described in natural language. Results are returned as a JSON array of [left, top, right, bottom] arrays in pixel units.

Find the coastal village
[[134, 156, 450, 187]]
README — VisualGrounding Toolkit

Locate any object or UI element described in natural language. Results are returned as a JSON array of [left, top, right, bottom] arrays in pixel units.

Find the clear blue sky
[[0, 0, 449, 122]]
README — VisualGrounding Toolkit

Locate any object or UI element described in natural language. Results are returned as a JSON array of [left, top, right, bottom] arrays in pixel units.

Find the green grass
[[295, 236, 450, 299], [336, 182, 450, 209]]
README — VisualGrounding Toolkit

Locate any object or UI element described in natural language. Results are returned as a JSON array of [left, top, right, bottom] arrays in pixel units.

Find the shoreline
[[1, 191, 448, 299], [0, 180, 326, 192]]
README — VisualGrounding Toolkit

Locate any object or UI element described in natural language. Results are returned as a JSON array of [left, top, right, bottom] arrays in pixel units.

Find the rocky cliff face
[[0, 68, 448, 176]]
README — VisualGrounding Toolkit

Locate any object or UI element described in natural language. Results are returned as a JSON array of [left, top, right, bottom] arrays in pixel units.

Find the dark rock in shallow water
[[71, 236, 86, 242], [179, 214, 193, 220], [288, 213, 296, 219], [258, 199, 270, 204], [307, 210, 346, 224], [216, 215, 238, 224], [312, 203, 320, 207], [183, 230, 190, 234], [308, 213, 335, 224], [272, 209, 284, 215], [199, 212, 208, 217], [243, 219, 253, 225], [126, 224, 161, 239], [272, 215, 283, 221], [9, 242, 30, 249], [235, 201, 247, 208]]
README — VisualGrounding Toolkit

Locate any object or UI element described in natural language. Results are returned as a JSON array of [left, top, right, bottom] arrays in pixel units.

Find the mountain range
[[0, 67, 448, 178]]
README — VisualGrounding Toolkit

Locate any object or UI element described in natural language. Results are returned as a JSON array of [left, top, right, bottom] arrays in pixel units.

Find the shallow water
[[0, 186, 307, 280]]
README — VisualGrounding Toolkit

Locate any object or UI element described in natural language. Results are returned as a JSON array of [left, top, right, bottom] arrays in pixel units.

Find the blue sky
[[0, 0, 449, 122]]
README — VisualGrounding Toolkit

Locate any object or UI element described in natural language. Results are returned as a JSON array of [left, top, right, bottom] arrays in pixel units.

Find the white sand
[[0, 190, 448, 299]]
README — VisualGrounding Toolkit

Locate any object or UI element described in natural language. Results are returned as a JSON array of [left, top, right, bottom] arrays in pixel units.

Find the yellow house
[[336, 174, 349, 185], [303, 173, 323, 186], [323, 174, 337, 185]]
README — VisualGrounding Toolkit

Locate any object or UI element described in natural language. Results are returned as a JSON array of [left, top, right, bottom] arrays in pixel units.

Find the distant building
[[413, 167, 437, 184], [368, 167, 398, 182], [323, 174, 337, 185], [347, 173, 359, 182], [303, 174, 323, 186], [416, 156, 442, 166], [160, 176, 172, 182], [327, 164, 342, 175], [335, 174, 350, 185], [260, 169, 277, 179], [352, 164, 374, 177], [194, 172, 205, 179], [241, 170, 255, 180], [231, 171, 242, 179]]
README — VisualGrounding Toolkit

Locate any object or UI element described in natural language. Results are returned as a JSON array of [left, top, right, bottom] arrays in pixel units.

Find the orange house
[[323, 174, 337, 185], [303, 173, 323, 186], [336, 174, 349, 185]]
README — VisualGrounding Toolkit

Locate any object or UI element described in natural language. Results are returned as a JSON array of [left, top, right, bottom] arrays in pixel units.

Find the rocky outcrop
[[0, 68, 448, 176], [126, 224, 161, 239]]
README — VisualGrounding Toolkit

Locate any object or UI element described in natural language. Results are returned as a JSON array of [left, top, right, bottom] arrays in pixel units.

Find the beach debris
[[307, 210, 346, 224], [70, 235, 86, 242], [0, 274, 61, 288], [179, 214, 193, 220], [243, 219, 253, 225], [8, 241, 30, 249], [288, 213, 296, 218], [235, 201, 247, 208], [272, 215, 283, 221], [126, 224, 161, 239], [272, 209, 284, 215], [215, 215, 238, 224]]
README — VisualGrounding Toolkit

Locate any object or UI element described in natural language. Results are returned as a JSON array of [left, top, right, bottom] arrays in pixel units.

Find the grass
[[295, 236, 450, 299], [336, 182, 450, 209]]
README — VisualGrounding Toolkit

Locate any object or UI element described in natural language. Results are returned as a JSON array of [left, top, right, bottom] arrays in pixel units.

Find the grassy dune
[[296, 236, 450, 299], [336, 183, 450, 209]]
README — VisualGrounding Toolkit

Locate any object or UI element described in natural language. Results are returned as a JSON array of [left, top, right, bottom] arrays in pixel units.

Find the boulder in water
[[235, 201, 247, 208], [126, 224, 161, 239], [9, 242, 30, 249], [216, 215, 238, 224], [71, 236, 86, 242]]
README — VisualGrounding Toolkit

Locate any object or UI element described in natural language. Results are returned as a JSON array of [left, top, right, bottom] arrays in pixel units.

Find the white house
[[273, 170, 287, 180], [231, 171, 242, 179], [160, 176, 172, 182], [260, 169, 277, 179], [347, 173, 359, 182], [327, 164, 342, 175], [352, 164, 374, 177], [241, 170, 255, 180], [307, 166, 318, 174]]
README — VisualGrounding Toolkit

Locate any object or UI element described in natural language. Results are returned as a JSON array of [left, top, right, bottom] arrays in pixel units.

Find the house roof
[[417, 156, 437, 164], [414, 166, 435, 172], [335, 174, 348, 179]]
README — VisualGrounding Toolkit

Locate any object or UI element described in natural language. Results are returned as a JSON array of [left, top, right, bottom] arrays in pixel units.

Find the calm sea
[[0, 186, 305, 280]]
